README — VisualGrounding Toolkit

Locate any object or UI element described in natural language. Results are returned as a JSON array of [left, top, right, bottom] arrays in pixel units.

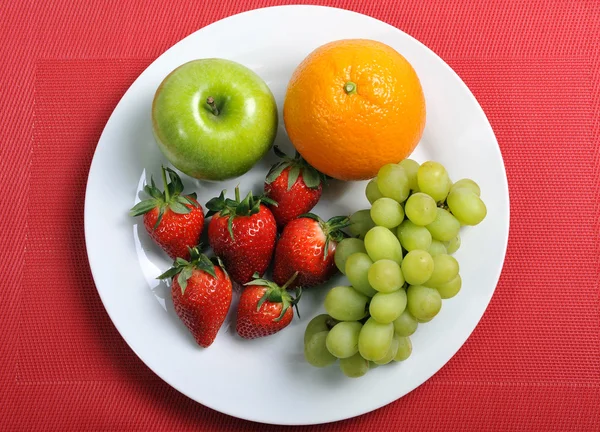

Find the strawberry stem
[[235, 186, 240, 202], [161, 166, 170, 202], [281, 271, 299, 290]]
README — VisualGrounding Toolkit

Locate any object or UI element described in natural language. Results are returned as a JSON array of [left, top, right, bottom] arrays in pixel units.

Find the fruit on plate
[[304, 159, 488, 377], [304, 314, 338, 368], [157, 247, 232, 348], [206, 188, 277, 284], [272, 214, 349, 288], [236, 273, 302, 339], [152, 59, 278, 181], [129, 166, 204, 260], [334, 238, 367, 275], [264, 146, 324, 228], [283, 39, 425, 181]]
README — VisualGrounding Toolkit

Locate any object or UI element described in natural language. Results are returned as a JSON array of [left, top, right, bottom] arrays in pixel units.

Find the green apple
[[152, 59, 278, 180]]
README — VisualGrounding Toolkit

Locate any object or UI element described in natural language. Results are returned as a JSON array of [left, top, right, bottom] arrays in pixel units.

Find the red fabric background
[[2, 0, 599, 430]]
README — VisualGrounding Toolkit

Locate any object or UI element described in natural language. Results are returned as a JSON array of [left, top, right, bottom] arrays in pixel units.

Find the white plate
[[84, 5, 509, 425]]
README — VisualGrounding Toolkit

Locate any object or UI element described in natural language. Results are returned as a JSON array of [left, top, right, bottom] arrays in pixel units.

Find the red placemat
[[1, 0, 599, 430]]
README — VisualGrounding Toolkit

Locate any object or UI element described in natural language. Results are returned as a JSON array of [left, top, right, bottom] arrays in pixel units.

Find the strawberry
[[158, 247, 232, 348], [272, 214, 349, 288], [236, 273, 302, 339], [264, 146, 325, 227], [206, 188, 277, 285], [129, 166, 204, 260]]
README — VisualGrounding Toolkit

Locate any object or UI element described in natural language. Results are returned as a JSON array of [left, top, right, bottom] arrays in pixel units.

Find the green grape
[[364, 226, 403, 264], [345, 253, 378, 297], [376, 164, 410, 203], [394, 336, 412, 361], [426, 208, 460, 242], [417, 161, 451, 202], [340, 352, 369, 378], [407, 285, 442, 322], [428, 239, 447, 256], [444, 234, 461, 254], [397, 220, 432, 252], [304, 331, 337, 368], [349, 209, 376, 239], [370, 197, 404, 229], [451, 178, 481, 196], [436, 274, 462, 299], [369, 290, 407, 324], [447, 188, 487, 226], [324, 286, 369, 321], [405, 193, 437, 226], [399, 159, 420, 191], [426, 254, 459, 287], [304, 314, 337, 345], [366, 179, 385, 204], [374, 334, 399, 365], [401, 250, 434, 285], [335, 238, 367, 274], [326, 321, 362, 359], [393, 308, 418, 337], [367, 259, 404, 293], [358, 317, 394, 361]]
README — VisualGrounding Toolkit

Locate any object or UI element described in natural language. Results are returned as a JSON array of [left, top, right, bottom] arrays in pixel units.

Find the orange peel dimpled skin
[[283, 39, 426, 181]]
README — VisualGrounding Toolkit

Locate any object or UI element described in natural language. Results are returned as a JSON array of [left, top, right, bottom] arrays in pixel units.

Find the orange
[[283, 39, 426, 181]]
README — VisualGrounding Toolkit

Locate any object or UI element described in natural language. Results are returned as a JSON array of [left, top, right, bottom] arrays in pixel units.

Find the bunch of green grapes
[[304, 159, 487, 377]]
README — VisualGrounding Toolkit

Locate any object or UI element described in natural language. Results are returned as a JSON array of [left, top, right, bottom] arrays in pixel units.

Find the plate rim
[[84, 4, 510, 425]]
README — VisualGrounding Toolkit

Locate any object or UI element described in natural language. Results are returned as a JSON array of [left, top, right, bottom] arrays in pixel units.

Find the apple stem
[[206, 97, 219, 116]]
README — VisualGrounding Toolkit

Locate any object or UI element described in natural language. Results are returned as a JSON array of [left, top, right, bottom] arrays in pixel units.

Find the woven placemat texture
[[1, 0, 599, 430]]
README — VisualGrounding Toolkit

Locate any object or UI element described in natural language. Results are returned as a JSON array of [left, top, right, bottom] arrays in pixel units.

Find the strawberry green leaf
[[177, 195, 197, 207], [323, 237, 331, 260], [273, 299, 289, 322], [301, 167, 321, 189], [156, 266, 181, 280], [197, 254, 217, 278], [291, 287, 303, 319], [244, 279, 267, 287], [287, 166, 300, 190], [227, 216, 235, 242], [273, 145, 287, 158], [206, 191, 227, 216], [260, 195, 278, 207], [265, 162, 288, 184], [237, 191, 252, 215], [328, 215, 350, 226], [187, 192, 198, 201], [298, 213, 322, 222], [250, 202, 262, 216], [256, 288, 270, 312], [153, 207, 165, 230], [129, 199, 158, 217], [177, 266, 193, 295], [169, 201, 191, 214], [144, 183, 163, 200], [165, 167, 184, 195], [175, 257, 189, 266]]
